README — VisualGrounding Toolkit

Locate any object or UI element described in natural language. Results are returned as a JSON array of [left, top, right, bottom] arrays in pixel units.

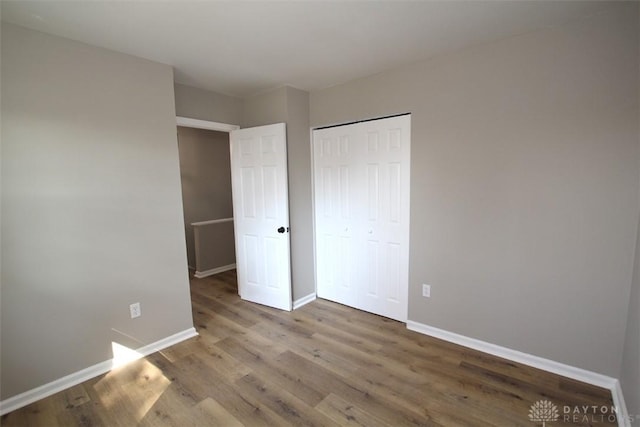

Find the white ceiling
[[1, 1, 614, 98]]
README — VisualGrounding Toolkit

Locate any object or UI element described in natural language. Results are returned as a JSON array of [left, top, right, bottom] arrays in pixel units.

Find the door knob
[[277, 226, 286, 233]]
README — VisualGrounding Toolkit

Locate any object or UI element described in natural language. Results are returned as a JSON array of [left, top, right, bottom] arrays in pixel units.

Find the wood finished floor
[[2, 270, 616, 426]]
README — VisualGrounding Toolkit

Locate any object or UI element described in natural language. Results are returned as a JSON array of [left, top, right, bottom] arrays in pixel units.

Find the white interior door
[[230, 123, 292, 311], [313, 115, 410, 322], [358, 116, 410, 322], [313, 125, 359, 307]]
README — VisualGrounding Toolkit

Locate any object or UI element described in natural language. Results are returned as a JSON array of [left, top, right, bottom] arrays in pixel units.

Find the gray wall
[[284, 87, 314, 302], [177, 126, 234, 269], [621, 12, 640, 419], [310, 3, 639, 377], [174, 83, 243, 125], [242, 87, 288, 128], [1, 24, 194, 399], [622, 217, 640, 423], [194, 221, 236, 272], [242, 87, 314, 301]]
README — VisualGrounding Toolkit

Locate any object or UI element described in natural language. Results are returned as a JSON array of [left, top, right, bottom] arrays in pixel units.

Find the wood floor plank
[[137, 383, 201, 427], [83, 373, 146, 426], [249, 321, 364, 380], [316, 393, 391, 427], [191, 291, 258, 328], [59, 383, 92, 410], [191, 300, 257, 340], [155, 396, 244, 427], [60, 400, 107, 427], [156, 336, 200, 363], [190, 340, 254, 383], [214, 336, 327, 407], [456, 361, 616, 425], [2, 398, 59, 427], [349, 361, 526, 427], [2, 269, 617, 426], [190, 397, 244, 427], [169, 353, 289, 427], [274, 350, 441, 427], [289, 308, 384, 354], [234, 373, 339, 426]]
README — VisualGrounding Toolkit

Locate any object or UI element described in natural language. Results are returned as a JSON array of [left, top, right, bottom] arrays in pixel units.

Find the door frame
[[175, 115, 240, 274], [177, 116, 240, 133]]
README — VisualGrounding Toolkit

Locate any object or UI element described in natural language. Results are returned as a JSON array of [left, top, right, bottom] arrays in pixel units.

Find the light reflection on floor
[[91, 342, 171, 422]]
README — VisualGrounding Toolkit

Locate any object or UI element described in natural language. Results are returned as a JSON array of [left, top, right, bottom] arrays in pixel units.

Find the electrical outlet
[[129, 302, 141, 319], [422, 284, 431, 298]]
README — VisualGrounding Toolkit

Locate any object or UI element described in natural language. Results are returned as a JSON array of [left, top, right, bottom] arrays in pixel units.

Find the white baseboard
[[194, 263, 236, 278], [135, 328, 198, 358], [406, 321, 617, 388], [406, 321, 629, 427], [0, 327, 198, 416], [612, 380, 631, 427], [293, 293, 316, 310]]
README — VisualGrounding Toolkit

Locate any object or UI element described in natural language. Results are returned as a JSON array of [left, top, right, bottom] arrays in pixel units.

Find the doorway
[[176, 117, 239, 278], [176, 117, 293, 312]]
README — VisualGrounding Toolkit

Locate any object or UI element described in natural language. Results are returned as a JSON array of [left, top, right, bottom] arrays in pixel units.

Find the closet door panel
[[358, 116, 410, 322], [313, 128, 359, 307]]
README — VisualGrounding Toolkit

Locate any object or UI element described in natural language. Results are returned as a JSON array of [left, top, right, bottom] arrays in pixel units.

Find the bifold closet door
[[313, 115, 410, 322], [359, 116, 410, 321], [313, 125, 360, 308]]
